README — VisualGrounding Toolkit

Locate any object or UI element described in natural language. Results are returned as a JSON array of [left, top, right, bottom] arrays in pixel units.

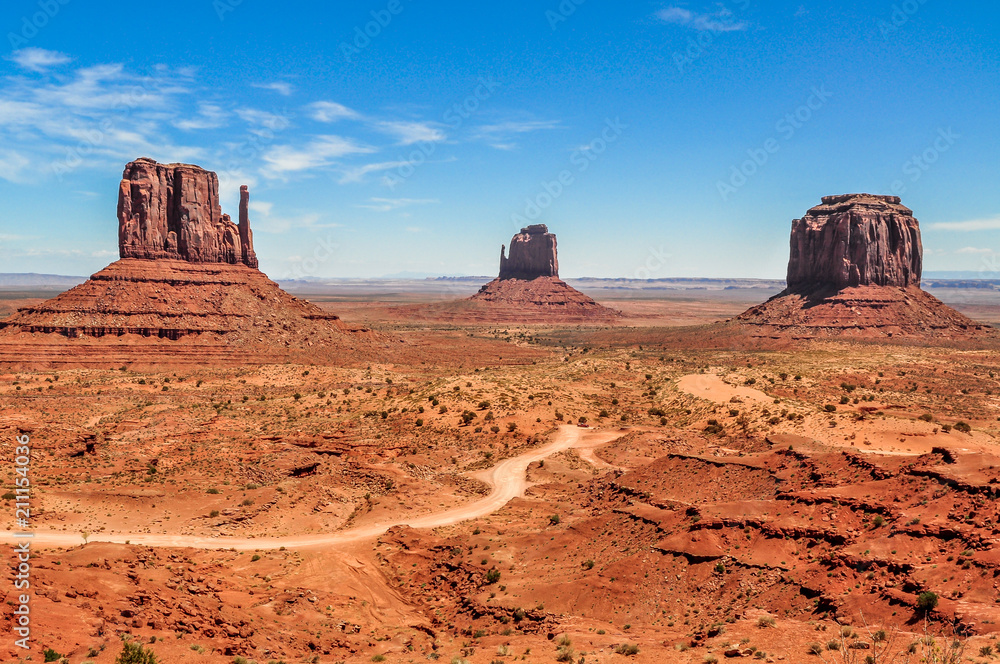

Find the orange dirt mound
[[465, 276, 620, 323]]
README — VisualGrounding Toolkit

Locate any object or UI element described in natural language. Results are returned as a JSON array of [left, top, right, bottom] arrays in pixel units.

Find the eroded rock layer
[[118, 158, 258, 268], [787, 194, 921, 290], [0, 259, 346, 342], [469, 276, 619, 322]]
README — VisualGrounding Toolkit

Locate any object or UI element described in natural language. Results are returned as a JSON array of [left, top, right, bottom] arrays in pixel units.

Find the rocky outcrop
[[467, 225, 618, 321], [735, 194, 990, 339], [499, 225, 558, 280], [118, 158, 258, 268], [787, 194, 921, 291]]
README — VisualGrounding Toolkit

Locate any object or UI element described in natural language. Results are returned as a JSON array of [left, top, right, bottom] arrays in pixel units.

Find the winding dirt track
[[4, 425, 621, 551]]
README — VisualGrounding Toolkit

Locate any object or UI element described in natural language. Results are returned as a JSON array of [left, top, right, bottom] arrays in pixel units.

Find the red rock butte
[[0, 159, 378, 367], [736, 194, 990, 339], [469, 225, 619, 322]]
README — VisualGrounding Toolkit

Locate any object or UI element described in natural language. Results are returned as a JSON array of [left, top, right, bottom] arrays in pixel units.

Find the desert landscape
[[3, 4, 1000, 664], [4, 163, 1000, 664]]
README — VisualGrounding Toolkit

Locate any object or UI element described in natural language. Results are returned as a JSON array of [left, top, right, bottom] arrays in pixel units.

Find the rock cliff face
[[499, 225, 558, 280], [118, 158, 258, 268], [787, 194, 921, 291]]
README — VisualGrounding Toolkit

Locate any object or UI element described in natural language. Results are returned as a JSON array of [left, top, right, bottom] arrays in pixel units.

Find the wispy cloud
[[928, 216, 1000, 232], [472, 118, 562, 149], [252, 81, 295, 96], [261, 135, 374, 177], [308, 101, 360, 123], [356, 197, 439, 212], [7, 48, 72, 73], [955, 247, 995, 254], [375, 121, 446, 145], [338, 160, 413, 184], [175, 103, 229, 130], [655, 6, 748, 32]]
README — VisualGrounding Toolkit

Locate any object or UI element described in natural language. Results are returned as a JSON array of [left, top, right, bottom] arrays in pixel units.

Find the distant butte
[[736, 194, 990, 339], [470, 225, 619, 322]]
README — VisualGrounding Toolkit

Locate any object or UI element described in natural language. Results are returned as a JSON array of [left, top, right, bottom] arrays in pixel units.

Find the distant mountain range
[[0, 273, 87, 287]]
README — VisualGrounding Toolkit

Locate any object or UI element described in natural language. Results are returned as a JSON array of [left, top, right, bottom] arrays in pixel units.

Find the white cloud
[[261, 135, 374, 177], [175, 103, 229, 130], [928, 216, 1000, 232], [0, 150, 31, 183], [249, 200, 274, 216], [375, 121, 446, 145], [252, 81, 295, 96], [7, 48, 72, 73], [235, 108, 290, 132], [473, 119, 562, 149], [356, 197, 439, 212], [955, 247, 995, 254], [338, 160, 413, 184], [655, 6, 748, 32], [308, 101, 360, 123]]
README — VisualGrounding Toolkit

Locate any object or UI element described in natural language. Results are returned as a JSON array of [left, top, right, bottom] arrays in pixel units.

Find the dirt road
[[5, 425, 621, 551]]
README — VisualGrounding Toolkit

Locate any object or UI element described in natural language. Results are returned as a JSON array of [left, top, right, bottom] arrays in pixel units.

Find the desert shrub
[[614, 643, 640, 656], [209, 510, 220, 518], [917, 591, 939, 612], [840, 396, 850, 404], [872, 515, 885, 528], [44, 649, 62, 662], [506, 422, 517, 432], [954, 421, 972, 433], [115, 640, 158, 664], [648, 407, 666, 417], [2, 492, 16, 501], [941, 424, 953, 433], [438, 405, 448, 414], [599, 409, 609, 418], [919, 413, 934, 422], [206, 488, 220, 494], [757, 616, 775, 628], [549, 514, 561, 526], [371, 655, 386, 662], [490, 425, 500, 433], [583, 559, 595, 570], [415, 419, 423, 427], [251, 554, 261, 562], [486, 568, 501, 584], [807, 642, 823, 655], [824, 404, 837, 413], [478, 400, 490, 409]]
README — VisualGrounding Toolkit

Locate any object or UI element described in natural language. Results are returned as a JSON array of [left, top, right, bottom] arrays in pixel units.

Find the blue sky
[[0, 0, 998, 279]]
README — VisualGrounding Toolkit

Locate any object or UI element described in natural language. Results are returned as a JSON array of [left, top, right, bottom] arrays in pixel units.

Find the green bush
[[917, 591, 939, 612], [44, 649, 62, 662], [614, 643, 639, 656], [954, 421, 972, 433], [115, 640, 159, 664], [824, 404, 837, 413]]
